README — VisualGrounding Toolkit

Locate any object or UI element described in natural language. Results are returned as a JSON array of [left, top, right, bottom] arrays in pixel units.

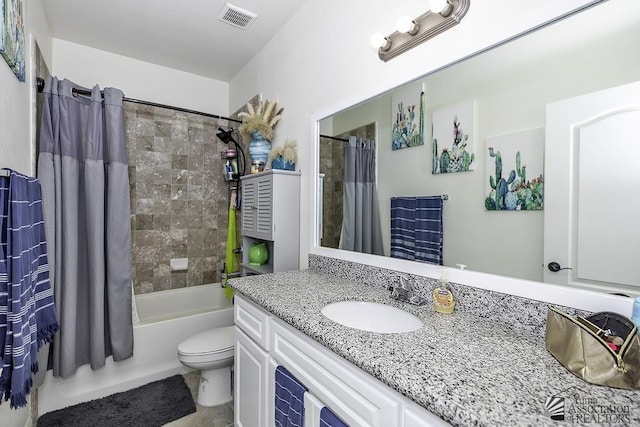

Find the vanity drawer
[[235, 295, 271, 350], [270, 317, 402, 427]]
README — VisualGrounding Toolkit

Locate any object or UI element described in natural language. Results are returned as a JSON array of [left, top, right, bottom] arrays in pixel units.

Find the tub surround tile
[[125, 102, 241, 294], [152, 274, 171, 291], [135, 214, 154, 230], [203, 270, 218, 284], [171, 243, 188, 258], [170, 272, 188, 289], [137, 281, 154, 294], [172, 155, 189, 170], [229, 267, 639, 427]]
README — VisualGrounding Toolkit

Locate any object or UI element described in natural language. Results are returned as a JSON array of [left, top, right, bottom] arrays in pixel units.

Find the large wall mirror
[[314, 0, 640, 296]]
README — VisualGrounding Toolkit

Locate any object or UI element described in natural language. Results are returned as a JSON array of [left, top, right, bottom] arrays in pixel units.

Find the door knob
[[548, 262, 572, 272]]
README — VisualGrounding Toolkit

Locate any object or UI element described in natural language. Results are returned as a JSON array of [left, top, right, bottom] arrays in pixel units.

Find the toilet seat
[[177, 325, 235, 357]]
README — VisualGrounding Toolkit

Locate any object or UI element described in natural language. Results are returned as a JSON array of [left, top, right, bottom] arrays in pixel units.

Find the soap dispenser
[[433, 270, 455, 314]]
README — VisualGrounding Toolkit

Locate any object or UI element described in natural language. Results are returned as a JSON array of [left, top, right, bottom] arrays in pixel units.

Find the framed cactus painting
[[432, 100, 475, 174], [391, 81, 425, 150], [484, 128, 544, 211], [0, 0, 25, 81]]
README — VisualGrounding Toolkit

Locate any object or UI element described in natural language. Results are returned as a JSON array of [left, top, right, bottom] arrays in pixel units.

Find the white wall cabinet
[[240, 170, 300, 276], [234, 295, 450, 427]]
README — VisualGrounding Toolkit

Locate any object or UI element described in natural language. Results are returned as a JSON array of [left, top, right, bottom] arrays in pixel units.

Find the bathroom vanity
[[234, 292, 445, 427], [231, 268, 640, 426]]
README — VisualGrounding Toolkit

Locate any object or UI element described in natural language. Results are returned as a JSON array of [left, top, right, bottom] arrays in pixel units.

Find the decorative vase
[[248, 132, 272, 165], [248, 242, 269, 265], [271, 156, 295, 171]]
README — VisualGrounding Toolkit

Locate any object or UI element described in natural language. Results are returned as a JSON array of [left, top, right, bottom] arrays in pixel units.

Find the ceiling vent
[[218, 3, 258, 30]]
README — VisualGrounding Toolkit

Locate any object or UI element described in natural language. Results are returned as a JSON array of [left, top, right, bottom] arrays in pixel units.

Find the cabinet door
[[255, 175, 274, 239], [242, 177, 257, 236], [304, 392, 324, 427], [235, 328, 269, 427]]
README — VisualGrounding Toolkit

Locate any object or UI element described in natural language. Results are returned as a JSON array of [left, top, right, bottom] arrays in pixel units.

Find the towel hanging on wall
[[390, 196, 444, 265], [0, 169, 58, 408]]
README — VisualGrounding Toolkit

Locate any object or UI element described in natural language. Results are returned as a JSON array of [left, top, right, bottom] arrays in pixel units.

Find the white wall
[[0, 0, 51, 424], [52, 39, 229, 116], [0, 0, 51, 176], [229, 0, 601, 274]]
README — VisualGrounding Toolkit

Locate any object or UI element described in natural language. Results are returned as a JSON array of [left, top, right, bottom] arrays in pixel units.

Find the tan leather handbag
[[545, 307, 640, 389]]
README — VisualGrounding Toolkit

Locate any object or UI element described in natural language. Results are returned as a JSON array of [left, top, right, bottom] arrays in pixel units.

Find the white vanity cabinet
[[236, 329, 270, 427], [234, 293, 273, 427], [240, 170, 300, 276], [234, 295, 450, 427]]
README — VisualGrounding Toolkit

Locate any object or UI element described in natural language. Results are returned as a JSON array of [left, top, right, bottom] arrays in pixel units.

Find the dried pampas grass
[[268, 139, 298, 163], [238, 99, 284, 141]]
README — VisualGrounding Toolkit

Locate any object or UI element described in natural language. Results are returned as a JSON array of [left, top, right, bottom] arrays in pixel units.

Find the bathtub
[[38, 284, 234, 414]]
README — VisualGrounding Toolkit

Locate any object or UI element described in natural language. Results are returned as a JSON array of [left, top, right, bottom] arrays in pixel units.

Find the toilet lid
[[178, 325, 235, 356]]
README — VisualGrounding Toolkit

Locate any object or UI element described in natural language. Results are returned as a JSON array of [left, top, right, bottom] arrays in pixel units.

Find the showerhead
[[216, 127, 237, 145]]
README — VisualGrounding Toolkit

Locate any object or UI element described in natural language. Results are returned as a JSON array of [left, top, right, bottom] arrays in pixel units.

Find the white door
[[544, 80, 640, 295]]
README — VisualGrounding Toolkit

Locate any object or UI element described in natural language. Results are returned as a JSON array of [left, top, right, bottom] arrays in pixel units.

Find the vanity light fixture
[[373, 0, 470, 62]]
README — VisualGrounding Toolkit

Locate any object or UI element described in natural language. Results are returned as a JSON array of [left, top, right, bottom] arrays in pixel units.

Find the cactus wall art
[[484, 128, 544, 211], [432, 100, 475, 174], [0, 0, 25, 81], [392, 82, 425, 150]]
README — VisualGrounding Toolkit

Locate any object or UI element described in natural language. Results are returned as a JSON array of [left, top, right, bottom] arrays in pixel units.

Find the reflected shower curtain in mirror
[[339, 137, 384, 255], [37, 77, 134, 378]]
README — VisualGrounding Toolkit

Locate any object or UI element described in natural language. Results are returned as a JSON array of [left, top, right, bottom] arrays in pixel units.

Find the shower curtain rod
[[319, 134, 349, 142], [35, 77, 242, 124]]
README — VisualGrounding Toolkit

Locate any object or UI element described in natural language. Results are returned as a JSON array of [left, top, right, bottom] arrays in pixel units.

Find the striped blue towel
[[390, 196, 444, 265], [320, 406, 349, 427], [0, 169, 58, 408], [275, 365, 307, 427]]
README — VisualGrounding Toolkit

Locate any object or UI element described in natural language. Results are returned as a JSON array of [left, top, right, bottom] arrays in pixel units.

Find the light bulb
[[430, 0, 448, 13], [396, 16, 418, 35], [370, 32, 390, 50]]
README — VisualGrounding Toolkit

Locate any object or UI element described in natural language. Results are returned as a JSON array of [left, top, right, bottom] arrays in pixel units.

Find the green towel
[[225, 207, 238, 273], [224, 192, 238, 300]]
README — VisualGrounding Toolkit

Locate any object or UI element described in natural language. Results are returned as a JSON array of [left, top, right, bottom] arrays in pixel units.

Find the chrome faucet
[[389, 275, 426, 305], [390, 274, 412, 302]]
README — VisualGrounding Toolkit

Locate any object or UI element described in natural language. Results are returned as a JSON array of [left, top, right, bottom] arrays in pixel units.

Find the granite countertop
[[229, 269, 640, 426]]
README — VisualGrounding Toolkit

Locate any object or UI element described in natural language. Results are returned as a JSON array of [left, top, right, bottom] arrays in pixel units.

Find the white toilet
[[177, 325, 235, 407]]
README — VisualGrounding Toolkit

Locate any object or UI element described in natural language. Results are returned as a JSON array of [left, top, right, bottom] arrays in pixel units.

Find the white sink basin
[[321, 301, 423, 333]]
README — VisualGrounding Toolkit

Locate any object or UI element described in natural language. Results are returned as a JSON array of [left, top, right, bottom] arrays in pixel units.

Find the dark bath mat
[[37, 374, 196, 427]]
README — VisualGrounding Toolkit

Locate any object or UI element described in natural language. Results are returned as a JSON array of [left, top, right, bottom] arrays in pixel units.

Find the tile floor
[[163, 371, 234, 427]]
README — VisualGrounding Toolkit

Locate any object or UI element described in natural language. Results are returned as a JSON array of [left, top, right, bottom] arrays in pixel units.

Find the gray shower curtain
[[339, 136, 384, 255], [38, 77, 133, 378]]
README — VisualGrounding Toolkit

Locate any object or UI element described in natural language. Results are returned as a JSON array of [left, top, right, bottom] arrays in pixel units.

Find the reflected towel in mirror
[[390, 196, 444, 265]]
